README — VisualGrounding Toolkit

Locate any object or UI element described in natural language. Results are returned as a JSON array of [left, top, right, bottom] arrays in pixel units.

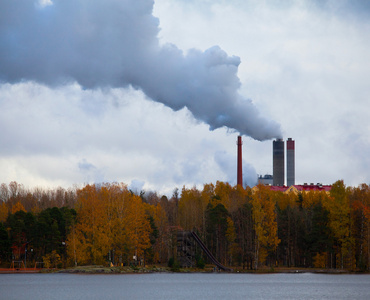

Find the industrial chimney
[[237, 136, 243, 187], [273, 139, 284, 186], [286, 138, 295, 187]]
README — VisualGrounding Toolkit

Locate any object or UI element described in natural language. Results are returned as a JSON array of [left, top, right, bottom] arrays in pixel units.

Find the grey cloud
[[243, 163, 257, 187], [78, 159, 96, 172], [0, 0, 281, 141], [129, 179, 145, 194], [214, 150, 257, 187], [310, 0, 370, 18], [78, 158, 105, 183]]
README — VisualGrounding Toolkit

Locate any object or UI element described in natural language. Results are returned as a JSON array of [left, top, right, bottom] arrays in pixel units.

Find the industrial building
[[252, 183, 331, 194], [251, 137, 328, 191], [258, 174, 273, 185], [238, 136, 296, 188], [286, 138, 295, 186], [271, 137, 295, 186], [273, 139, 285, 186]]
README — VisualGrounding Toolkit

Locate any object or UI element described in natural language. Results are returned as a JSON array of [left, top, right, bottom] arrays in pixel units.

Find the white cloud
[[0, 0, 369, 195], [0, 82, 245, 195], [154, 0, 370, 186], [37, 0, 53, 9]]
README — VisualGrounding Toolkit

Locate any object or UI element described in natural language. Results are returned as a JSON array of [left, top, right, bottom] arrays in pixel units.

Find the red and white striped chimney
[[286, 138, 295, 187], [237, 136, 243, 186]]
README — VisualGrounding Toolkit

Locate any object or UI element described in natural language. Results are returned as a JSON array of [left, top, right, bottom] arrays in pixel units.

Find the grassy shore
[[54, 265, 366, 274], [57, 264, 221, 274], [2, 264, 366, 274], [57, 265, 172, 274]]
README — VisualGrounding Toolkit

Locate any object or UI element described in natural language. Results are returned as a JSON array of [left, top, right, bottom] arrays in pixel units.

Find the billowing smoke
[[0, 0, 281, 140]]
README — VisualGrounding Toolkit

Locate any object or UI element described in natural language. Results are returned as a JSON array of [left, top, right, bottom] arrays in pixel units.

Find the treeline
[[0, 180, 370, 271]]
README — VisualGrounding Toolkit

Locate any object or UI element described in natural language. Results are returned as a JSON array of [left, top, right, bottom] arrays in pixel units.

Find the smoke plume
[[0, 0, 281, 140]]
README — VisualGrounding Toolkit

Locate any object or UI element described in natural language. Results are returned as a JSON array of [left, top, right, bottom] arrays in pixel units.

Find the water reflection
[[1, 272, 369, 300]]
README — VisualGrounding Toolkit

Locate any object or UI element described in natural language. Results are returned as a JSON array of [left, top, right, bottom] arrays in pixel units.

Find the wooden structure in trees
[[177, 231, 233, 272], [177, 231, 195, 268]]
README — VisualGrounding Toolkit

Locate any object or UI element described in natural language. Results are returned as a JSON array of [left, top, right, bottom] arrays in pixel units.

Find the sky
[[0, 0, 369, 196]]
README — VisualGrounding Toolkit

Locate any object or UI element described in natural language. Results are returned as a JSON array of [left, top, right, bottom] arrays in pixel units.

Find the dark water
[[1, 272, 369, 300]]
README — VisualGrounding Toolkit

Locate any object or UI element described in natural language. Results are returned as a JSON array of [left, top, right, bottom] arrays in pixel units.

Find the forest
[[0, 180, 369, 271]]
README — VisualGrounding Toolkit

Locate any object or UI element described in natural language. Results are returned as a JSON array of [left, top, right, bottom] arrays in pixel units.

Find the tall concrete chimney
[[286, 138, 295, 187], [273, 139, 284, 186], [237, 136, 243, 186]]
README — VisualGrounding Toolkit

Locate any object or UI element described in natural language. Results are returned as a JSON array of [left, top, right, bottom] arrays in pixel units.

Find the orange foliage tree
[[5, 178, 370, 271], [11, 202, 26, 214], [0, 202, 8, 223], [349, 184, 370, 271], [66, 183, 151, 266]]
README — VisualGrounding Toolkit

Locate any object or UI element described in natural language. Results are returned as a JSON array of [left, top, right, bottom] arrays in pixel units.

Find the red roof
[[265, 184, 332, 193], [268, 186, 289, 192], [293, 184, 332, 192]]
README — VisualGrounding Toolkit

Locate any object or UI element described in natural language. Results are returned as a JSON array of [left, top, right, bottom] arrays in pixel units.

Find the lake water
[[1, 272, 369, 299]]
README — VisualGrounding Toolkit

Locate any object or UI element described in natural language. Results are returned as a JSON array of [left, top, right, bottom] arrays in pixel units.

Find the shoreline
[[2, 265, 368, 275]]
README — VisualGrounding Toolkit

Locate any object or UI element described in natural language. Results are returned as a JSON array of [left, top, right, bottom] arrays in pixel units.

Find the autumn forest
[[1, 180, 370, 271]]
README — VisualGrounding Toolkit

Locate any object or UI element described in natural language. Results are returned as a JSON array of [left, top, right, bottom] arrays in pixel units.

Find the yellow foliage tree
[[252, 185, 280, 269], [178, 187, 203, 231], [226, 216, 239, 266], [324, 180, 354, 269], [66, 183, 151, 266], [43, 250, 62, 269], [214, 181, 233, 210], [228, 184, 249, 215], [313, 252, 327, 269], [302, 190, 328, 209]]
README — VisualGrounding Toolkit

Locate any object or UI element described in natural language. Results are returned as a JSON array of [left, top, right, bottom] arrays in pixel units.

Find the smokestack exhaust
[[237, 136, 243, 187], [0, 0, 282, 142]]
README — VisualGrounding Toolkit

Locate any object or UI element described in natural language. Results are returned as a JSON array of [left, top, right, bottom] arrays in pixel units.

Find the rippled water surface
[[1, 272, 370, 299]]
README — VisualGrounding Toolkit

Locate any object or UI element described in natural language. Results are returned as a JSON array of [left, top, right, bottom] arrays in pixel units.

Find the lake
[[1, 272, 369, 299]]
